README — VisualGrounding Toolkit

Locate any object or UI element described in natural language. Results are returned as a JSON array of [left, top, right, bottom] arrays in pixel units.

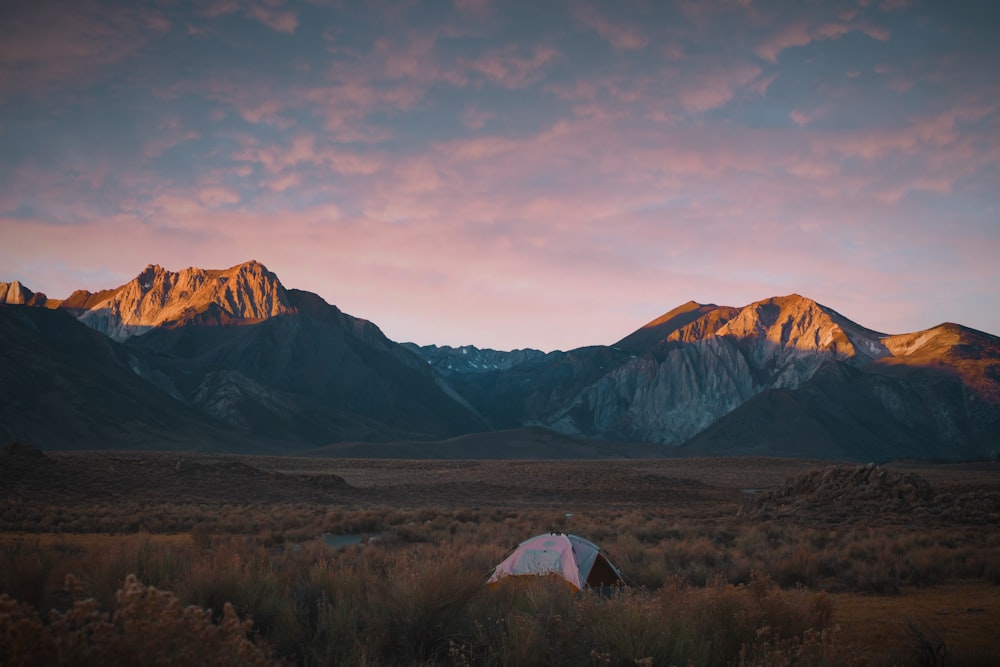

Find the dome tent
[[487, 533, 625, 591]]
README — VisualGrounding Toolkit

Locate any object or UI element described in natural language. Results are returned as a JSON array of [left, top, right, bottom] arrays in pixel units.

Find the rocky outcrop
[[739, 464, 1000, 524], [0, 281, 47, 306], [0, 281, 30, 304], [72, 261, 294, 340], [545, 337, 759, 444]]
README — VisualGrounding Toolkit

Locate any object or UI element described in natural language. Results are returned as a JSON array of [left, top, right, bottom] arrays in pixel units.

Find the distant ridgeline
[[2, 262, 998, 461]]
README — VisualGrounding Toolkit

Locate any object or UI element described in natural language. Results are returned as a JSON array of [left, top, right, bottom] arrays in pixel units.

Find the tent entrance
[[586, 553, 622, 587]]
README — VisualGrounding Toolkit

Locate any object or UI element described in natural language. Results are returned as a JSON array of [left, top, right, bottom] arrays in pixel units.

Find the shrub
[[0, 575, 276, 666]]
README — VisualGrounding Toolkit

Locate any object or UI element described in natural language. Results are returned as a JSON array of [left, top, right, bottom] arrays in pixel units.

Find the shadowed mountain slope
[[2, 263, 486, 449], [125, 288, 486, 443], [0, 305, 246, 450], [422, 297, 1000, 461], [4, 262, 998, 460]]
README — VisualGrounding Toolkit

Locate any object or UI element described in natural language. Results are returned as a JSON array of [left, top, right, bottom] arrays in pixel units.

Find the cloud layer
[[1, 0, 998, 350]]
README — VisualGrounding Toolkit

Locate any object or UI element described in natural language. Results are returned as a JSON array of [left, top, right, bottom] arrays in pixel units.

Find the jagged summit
[[716, 294, 889, 363], [67, 261, 295, 341], [614, 293, 888, 362], [1, 280, 30, 304]]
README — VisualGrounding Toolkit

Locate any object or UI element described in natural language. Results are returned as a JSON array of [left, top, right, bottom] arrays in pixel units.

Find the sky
[[1, 0, 998, 352]]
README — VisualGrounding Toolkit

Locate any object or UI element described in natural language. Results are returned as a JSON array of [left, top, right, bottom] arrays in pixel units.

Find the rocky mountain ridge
[[420, 294, 999, 460], [1, 262, 485, 449], [51, 261, 294, 341], [3, 262, 998, 460], [0, 280, 47, 306]]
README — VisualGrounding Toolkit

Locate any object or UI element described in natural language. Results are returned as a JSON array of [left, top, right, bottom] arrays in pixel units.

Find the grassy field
[[2, 446, 999, 665]]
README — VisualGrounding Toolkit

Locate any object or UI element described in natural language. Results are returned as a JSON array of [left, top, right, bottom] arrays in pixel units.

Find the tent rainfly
[[487, 533, 625, 591]]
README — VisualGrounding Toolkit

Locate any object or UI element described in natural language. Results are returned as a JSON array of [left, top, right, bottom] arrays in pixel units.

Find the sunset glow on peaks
[[1, 0, 998, 351]]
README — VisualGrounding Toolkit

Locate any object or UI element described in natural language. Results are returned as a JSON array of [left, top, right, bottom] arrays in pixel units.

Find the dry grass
[[3, 451, 1000, 665], [833, 583, 1000, 666]]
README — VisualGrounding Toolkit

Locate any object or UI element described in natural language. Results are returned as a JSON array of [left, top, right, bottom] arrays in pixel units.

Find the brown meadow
[[2, 448, 999, 665]]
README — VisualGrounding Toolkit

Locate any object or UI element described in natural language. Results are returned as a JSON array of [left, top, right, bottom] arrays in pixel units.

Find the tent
[[487, 533, 625, 591]]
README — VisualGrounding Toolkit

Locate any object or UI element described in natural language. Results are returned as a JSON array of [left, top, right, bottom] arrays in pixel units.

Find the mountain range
[[2, 261, 998, 461]]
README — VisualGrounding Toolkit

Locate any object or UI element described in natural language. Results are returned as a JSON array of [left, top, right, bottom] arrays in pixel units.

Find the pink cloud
[[876, 178, 952, 204], [273, 134, 319, 170], [198, 187, 242, 207], [234, 132, 384, 177], [469, 45, 559, 88], [756, 22, 813, 63], [461, 105, 497, 129], [246, 4, 298, 33], [145, 13, 172, 33], [301, 74, 422, 139], [888, 77, 914, 92], [200, 0, 241, 19], [375, 33, 448, 85], [142, 117, 200, 159], [0, 4, 150, 100], [830, 105, 995, 159], [575, 5, 648, 51], [789, 110, 812, 126], [238, 97, 295, 126], [860, 23, 891, 42], [786, 160, 840, 180], [677, 63, 762, 113], [264, 173, 301, 192], [191, 78, 300, 127], [200, 0, 297, 33], [756, 19, 890, 63], [789, 105, 827, 127]]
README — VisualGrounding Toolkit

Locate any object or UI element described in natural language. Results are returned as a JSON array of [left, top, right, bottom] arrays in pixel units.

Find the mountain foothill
[[2, 261, 997, 461]]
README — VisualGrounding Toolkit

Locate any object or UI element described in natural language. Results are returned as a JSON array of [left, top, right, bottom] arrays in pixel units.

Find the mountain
[[124, 287, 486, 442], [614, 301, 737, 352], [683, 323, 1000, 460], [0, 281, 47, 306], [415, 294, 999, 461], [3, 262, 998, 461], [436, 294, 873, 443], [1, 262, 485, 450], [51, 261, 294, 341], [0, 305, 244, 450], [400, 343, 547, 376]]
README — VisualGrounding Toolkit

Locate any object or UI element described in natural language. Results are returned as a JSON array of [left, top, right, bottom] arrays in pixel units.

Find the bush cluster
[[3, 501, 998, 665], [0, 574, 273, 666]]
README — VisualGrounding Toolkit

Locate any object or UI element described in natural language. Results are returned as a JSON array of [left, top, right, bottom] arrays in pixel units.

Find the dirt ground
[[833, 583, 1000, 664]]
